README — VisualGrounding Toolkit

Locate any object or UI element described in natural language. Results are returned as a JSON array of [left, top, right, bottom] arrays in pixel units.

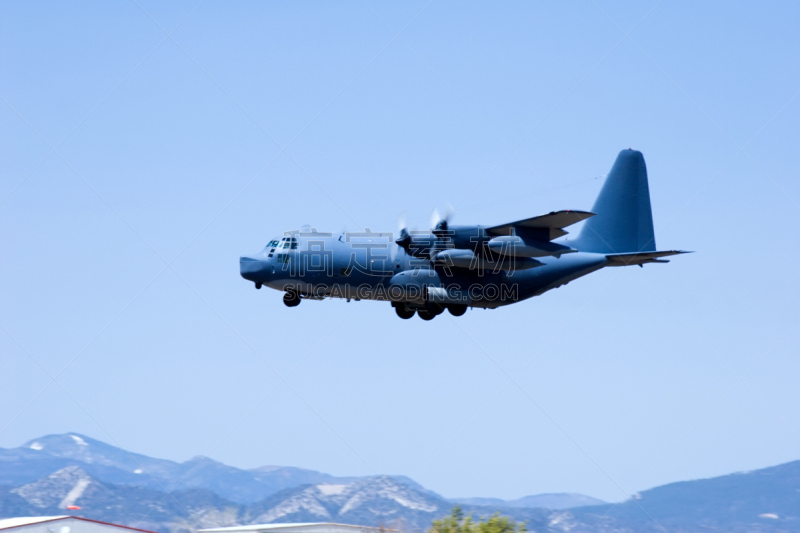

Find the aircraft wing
[[606, 250, 691, 266], [486, 210, 595, 240]]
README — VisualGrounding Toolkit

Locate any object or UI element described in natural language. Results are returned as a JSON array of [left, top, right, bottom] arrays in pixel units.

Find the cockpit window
[[268, 237, 297, 251], [281, 237, 298, 249]]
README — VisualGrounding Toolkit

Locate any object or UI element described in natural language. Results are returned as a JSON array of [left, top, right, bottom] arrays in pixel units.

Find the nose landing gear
[[255, 282, 262, 289]]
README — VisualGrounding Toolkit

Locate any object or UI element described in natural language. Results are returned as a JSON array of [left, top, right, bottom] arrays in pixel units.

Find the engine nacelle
[[433, 249, 543, 271], [486, 236, 575, 258]]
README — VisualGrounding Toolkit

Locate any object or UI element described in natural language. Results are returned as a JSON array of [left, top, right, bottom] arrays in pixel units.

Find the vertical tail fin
[[573, 149, 656, 253]]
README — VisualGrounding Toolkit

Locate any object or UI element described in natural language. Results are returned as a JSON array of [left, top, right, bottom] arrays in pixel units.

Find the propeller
[[395, 212, 411, 250], [394, 207, 454, 260], [429, 204, 455, 261], [430, 204, 454, 235]]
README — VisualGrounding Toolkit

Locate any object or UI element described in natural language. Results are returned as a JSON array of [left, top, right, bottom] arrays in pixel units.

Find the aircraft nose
[[240, 255, 264, 281]]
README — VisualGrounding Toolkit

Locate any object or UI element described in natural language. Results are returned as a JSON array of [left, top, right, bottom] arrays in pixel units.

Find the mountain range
[[1, 434, 799, 533], [1, 434, 364, 504]]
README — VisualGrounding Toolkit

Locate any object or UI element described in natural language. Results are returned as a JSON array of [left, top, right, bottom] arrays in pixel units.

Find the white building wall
[[200, 524, 393, 533], [264, 526, 387, 533]]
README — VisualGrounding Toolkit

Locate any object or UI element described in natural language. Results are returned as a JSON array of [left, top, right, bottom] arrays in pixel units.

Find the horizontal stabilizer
[[606, 250, 691, 266], [487, 210, 595, 240]]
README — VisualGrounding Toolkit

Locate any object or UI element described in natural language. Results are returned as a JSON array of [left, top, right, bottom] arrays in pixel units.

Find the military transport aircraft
[[240, 149, 688, 320]]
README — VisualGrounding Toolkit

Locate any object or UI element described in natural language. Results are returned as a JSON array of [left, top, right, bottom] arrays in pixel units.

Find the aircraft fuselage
[[240, 230, 608, 310]]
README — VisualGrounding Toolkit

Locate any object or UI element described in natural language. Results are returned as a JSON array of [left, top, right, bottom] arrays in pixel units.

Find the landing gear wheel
[[283, 291, 301, 307], [395, 306, 415, 319], [417, 309, 435, 321], [447, 304, 467, 317], [255, 282, 262, 289]]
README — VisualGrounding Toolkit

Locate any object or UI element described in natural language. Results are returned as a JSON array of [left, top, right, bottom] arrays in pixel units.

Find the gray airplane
[[240, 149, 688, 320]]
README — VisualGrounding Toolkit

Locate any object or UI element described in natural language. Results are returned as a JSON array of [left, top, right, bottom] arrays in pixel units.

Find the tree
[[429, 506, 526, 533]]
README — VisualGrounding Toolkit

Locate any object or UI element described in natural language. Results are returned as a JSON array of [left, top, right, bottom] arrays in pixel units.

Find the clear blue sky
[[1, 1, 799, 503]]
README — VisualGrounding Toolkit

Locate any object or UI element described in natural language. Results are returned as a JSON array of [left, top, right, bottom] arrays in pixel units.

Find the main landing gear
[[395, 305, 415, 319], [393, 302, 468, 320], [283, 291, 301, 307], [417, 307, 438, 321], [447, 304, 467, 317]]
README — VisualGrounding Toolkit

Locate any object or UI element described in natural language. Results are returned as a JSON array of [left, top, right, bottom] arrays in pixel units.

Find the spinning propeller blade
[[395, 212, 411, 250], [430, 203, 454, 234]]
